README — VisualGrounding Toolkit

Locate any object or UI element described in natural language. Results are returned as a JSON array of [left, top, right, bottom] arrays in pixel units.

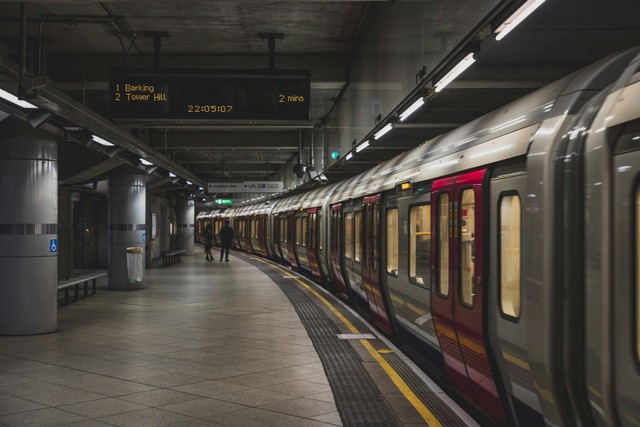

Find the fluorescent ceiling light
[[0, 88, 37, 109], [186, 180, 193, 185], [434, 53, 476, 93], [91, 135, 115, 147], [495, 0, 546, 41], [399, 97, 425, 122], [139, 158, 153, 166], [346, 153, 353, 161], [355, 140, 370, 153], [169, 172, 176, 178], [374, 123, 393, 140]]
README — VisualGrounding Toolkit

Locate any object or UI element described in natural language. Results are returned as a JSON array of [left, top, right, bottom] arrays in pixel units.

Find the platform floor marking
[[337, 333, 375, 340], [254, 257, 444, 427]]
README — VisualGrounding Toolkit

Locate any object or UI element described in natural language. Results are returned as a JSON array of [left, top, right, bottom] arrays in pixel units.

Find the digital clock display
[[109, 69, 310, 121]]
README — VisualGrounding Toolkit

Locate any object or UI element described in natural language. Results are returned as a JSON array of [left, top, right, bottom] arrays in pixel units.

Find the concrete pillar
[[109, 174, 145, 290], [177, 197, 195, 255], [0, 124, 58, 335]]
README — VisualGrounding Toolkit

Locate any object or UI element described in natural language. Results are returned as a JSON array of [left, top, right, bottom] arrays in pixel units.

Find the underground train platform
[[0, 249, 477, 427]]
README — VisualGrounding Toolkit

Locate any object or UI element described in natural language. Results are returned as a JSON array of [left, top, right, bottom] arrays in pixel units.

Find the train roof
[[231, 47, 640, 213]]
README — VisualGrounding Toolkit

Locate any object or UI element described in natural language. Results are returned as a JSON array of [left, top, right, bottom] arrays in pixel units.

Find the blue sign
[[49, 239, 58, 253], [142, 232, 146, 242]]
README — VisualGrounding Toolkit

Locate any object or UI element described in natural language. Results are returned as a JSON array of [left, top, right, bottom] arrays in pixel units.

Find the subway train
[[196, 48, 640, 426]]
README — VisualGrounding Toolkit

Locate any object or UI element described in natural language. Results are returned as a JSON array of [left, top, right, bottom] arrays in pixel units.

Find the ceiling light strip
[[434, 53, 476, 93], [374, 123, 393, 140], [495, 0, 546, 41], [399, 97, 425, 122]]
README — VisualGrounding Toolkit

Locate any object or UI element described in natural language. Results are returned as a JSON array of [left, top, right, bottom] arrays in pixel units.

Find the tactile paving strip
[[248, 258, 401, 427], [339, 312, 466, 425]]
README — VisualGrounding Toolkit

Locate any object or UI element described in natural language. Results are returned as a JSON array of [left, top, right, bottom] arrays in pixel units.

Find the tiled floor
[[0, 252, 341, 426]]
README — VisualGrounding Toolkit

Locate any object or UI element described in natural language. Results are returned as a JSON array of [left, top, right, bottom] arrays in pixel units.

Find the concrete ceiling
[[0, 0, 639, 201]]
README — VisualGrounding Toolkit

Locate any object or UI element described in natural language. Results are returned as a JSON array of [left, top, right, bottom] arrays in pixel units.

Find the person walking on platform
[[219, 220, 234, 262], [204, 224, 214, 261]]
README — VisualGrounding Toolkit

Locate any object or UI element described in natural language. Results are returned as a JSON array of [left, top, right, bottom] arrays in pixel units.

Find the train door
[[248, 216, 257, 254], [306, 209, 323, 282], [330, 203, 349, 300], [489, 162, 541, 426], [611, 122, 640, 426], [232, 218, 241, 249], [258, 215, 268, 257], [344, 202, 368, 313], [362, 194, 393, 334], [213, 218, 220, 246], [294, 212, 310, 273], [317, 209, 331, 284], [287, 211, 299, 269], [431, 169, 506, 423], [242, 217, 251, 251], [279, 215, 290, 264], [271, 214, 279, 260]]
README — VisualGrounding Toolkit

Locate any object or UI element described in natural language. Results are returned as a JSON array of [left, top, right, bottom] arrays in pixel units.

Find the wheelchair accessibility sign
[[49, 239, 58, 253]]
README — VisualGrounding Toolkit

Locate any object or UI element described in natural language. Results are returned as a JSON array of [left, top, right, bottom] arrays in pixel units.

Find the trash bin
[[126, 247, 144, 285]]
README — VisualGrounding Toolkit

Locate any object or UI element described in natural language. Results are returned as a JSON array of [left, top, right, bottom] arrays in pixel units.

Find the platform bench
[[162, 249, 186, 266], [57, 272, 106, 306]]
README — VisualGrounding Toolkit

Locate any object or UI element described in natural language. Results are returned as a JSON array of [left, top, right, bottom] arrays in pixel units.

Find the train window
[[460, 189, 476, 307], [302, 216, 308, 247], [437, 193, 450, 297], [410, 204, 431, 288], [636, 185, 640, 361], [345, 212, 353, 260], [355, 211, 362, 262], [387, 208, 399, 275], [499, 193, 521, 319]]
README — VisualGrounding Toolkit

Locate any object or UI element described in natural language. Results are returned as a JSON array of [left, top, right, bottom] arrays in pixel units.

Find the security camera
[[317, 173, 328, 184], [293, 164, 307, 178]]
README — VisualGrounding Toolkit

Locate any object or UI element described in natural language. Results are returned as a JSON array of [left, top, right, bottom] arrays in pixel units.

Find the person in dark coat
[[204, 223, 214, 261], [219, 220, 234, 261]]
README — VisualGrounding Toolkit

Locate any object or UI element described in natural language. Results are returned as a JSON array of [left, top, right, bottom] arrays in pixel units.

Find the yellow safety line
[[254, 257, 443, 427]]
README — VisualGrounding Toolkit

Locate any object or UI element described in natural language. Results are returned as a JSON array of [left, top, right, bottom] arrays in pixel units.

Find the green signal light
[[331, 151, 339, 160]]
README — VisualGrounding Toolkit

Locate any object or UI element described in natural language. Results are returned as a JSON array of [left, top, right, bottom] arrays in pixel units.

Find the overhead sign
[[214, 199, 233, 205], [243, 181, 283, 193], [208, 181, 283, 194], [110, 69, 310, 121], [208, 182, 243, 193]]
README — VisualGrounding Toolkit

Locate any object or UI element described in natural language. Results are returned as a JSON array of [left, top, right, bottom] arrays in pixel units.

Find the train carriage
[[201, 48, 640, 427]]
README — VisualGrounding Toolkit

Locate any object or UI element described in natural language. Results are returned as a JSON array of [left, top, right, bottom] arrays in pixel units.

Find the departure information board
[[109, 69, 310, 121]]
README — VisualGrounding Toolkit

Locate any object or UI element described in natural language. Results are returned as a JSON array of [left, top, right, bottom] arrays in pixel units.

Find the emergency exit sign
[[214, 199, 233, 205]]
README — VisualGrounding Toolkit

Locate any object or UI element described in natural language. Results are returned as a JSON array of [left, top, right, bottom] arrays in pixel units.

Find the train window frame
[[498, 190, 522, 322], [409, 202, 431, 289], [458, 187, 476, 309], [436, 192, 450, 299], [386, 207, 399, 277]]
